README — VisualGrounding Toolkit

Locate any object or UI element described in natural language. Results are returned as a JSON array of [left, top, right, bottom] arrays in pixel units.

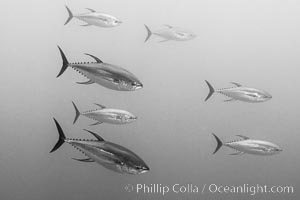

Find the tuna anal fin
[[76, 80, 94, 84], [81, 23, 92, 26], [230, 151, 245, 155], [224, 98, 235, 102], [72, 157, 95, 162], [159, 39, 170, 43], [236, 135, 250, 140], [94, 103, 106, 109], [85, 53, 103, 63], [90, 121, 103, 126], [83, 129, 104, 141], [231, 82, 242, 87], [86, 8, 96, 12]]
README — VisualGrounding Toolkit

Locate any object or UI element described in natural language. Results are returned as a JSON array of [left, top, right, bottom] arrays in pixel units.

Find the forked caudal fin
[[205, 80, 215, 101], [64, 5, 73, 25], [50, 118, 66, 153], [144, 24, 152, 43], [57, 46, 69, 78], [72, 101, 81, 124], [212, 133, 223, 154]]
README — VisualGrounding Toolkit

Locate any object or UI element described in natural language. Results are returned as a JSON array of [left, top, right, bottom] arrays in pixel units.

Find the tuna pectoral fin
[[72, 158, 95, 162], [230, 151, 245, 155], [212, 133, 223, 154], [205, 80, 215, 101], [72, 101, 81, 124], [50, 118, 66, 153], [144, 24, 152, 42], [76, 80, 94, 84], [90, 121, 103, 126], [57, 46, 69, 78], [64, 6, 73, 25]]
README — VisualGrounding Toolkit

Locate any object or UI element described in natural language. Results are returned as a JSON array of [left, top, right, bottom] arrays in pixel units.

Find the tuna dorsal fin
[[163, 24, 173, 28], [231, 82, 242, 87], [84, 53, 103, 63], [83, 129, 104, 141], [86, 8, 96, 12], [94, 103, 106, 109], [236, 135, 250, 140], [72, 157, 95, 162]]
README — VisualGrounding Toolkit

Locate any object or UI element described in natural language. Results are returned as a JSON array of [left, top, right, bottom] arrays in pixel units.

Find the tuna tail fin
[[64, 5, 73, 25], [72, 101, 81, 124], [144, 24, 152, 42], [212, 133, 223, 154], [205, 80, 215, 101], [57, 46, 69, 78], [50, 118, 66, 153]]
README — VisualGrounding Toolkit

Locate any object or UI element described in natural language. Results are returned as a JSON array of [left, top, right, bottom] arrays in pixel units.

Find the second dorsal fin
[[94, 103, 106, 109], [236, 135, 250, 140], [163, 24, 173, 28], [86, 8, 96, 12], [83, 129, 104, 141], [231, 82, 242, 87], [85, 53, 103, 63]]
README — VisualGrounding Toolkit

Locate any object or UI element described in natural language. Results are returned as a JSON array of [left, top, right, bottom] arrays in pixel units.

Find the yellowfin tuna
[[64, 5, 122, 27], [212, 134, 283, 156], [50, 119, 149, 175]]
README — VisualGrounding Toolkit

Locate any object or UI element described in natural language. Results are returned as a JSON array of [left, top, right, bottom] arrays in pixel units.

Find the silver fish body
[[64, 6, 122, 27], [57, 46, 143, 91], [72, 102, 137, 125], [217, 87, 272, 103], [83, 109, 137, 124], [76, 12, 121, 27], [144, 24, 196, 42], [205, 80, 272, 103], [212, 134, 283, 156], [225, 139, 283, 156], [71, 63, 142, 91], [51, 119, 149, 175]]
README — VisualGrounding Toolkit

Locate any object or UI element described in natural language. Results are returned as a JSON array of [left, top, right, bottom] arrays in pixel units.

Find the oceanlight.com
[[124, 183, 294, 196]]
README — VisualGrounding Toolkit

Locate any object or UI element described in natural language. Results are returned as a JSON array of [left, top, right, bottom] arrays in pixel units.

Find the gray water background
[[0, 0, 299, 199]]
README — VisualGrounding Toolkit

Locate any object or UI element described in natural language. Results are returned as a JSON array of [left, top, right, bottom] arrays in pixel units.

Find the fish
[[56, 46, 143, 91], [204, 80, 272, 103], [144, 24, 196, 42], [212, 133, 283, 156], [50, 118, 150, 175], [64, 6, 122, 27], [72, 101, 137, 125]]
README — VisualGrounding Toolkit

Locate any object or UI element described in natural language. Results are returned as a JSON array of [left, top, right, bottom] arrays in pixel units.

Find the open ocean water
[[0, 0, 299, 199]]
